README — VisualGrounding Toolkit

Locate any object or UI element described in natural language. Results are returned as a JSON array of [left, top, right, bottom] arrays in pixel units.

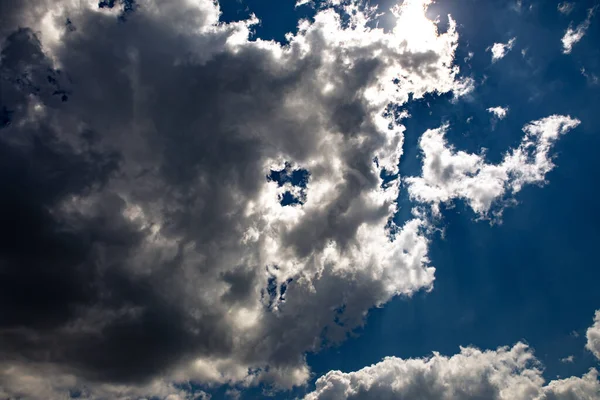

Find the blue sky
[[1, 0, 600, 399]]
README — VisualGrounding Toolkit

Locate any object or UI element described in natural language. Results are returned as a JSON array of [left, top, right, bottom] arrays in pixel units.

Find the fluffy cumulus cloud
[[305, 343, 600, 400], [488, 37, 517, 62], [306, 309, 600, 399], [586, 310, 600, 360], [487, 106, 509, 120], [0, 0, 585, 399], [405, 115, 580, 217], [562, 6, 597, 54]]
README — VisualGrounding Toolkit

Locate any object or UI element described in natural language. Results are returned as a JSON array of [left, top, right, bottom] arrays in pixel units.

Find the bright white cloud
[[406, 115, 580, 217], [488, 106, 509, 120], [295, 0, 313, 7], [562, 6, 597, 54], [586, 310, 600, 360], [305, 343, 600, 400], [488, 37, 517, 62]]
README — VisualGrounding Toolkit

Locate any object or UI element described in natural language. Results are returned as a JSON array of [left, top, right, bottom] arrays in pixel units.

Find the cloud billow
[[0, 0, 589, 399], [305, 342, 600, 400]]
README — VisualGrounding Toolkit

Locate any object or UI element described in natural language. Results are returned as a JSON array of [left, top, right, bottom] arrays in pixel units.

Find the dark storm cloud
[[0, 23, 236, 385]]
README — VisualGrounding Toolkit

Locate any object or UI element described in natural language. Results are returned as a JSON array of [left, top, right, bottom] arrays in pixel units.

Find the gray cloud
[[0, 0, 467, 397]]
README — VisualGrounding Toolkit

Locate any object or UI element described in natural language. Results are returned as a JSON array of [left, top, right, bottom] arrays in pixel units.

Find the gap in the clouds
[[261, 268, 294, 309], [0, 107, 13, 128], [97, 0, 136, 21], [217, 0, 420, 43], [218, 0, 317, 43], [267, 162, 310, 206]]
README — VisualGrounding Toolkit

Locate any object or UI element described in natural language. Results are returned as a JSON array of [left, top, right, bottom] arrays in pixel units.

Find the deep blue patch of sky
[[212, 0, 600, 398]]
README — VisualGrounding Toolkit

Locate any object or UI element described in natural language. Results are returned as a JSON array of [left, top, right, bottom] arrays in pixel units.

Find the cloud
[[0, 0, 476, 397], [560, 355, 574, 363], [558, 2, 575, 16], [305, 343, 600, 399], [581, 67, 599, 85], [488, 106, 509, 120], [586, 310, 600, 360], [562, 6, 597, 54], [405, 115, 580, 217], [488, 37, 517, 62], [295, 0, 314, 7]]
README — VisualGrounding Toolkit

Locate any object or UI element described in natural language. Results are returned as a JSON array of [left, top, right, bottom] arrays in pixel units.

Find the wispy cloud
[[487, 106, 509, 120], [488, 37, 517, 62], [558, 2, 575, 16], [562, 6, 597, 54], [560, 355, 575, 363]]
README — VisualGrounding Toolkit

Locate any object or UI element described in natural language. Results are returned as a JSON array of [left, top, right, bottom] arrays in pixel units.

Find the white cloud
[[305, 343, 600, 400], [562, 6, 597, 54], [306, 309, 600, 400], [560, 355, 575, 363], [558, 2, 575, 16], [488, 37, 517, 62], [586, 310, 600, 360], [295, 0, 314, 7], [406, 115, 580, 217], [539, 370, 600, 400], [488, 106, 509, 120]]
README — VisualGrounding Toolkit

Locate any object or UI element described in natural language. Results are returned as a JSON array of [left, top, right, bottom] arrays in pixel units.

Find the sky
[[1, 0, 600, 399]]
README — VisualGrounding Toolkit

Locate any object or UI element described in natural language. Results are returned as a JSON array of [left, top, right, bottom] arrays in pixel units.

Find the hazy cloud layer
[[487, 106, 509, 120]]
